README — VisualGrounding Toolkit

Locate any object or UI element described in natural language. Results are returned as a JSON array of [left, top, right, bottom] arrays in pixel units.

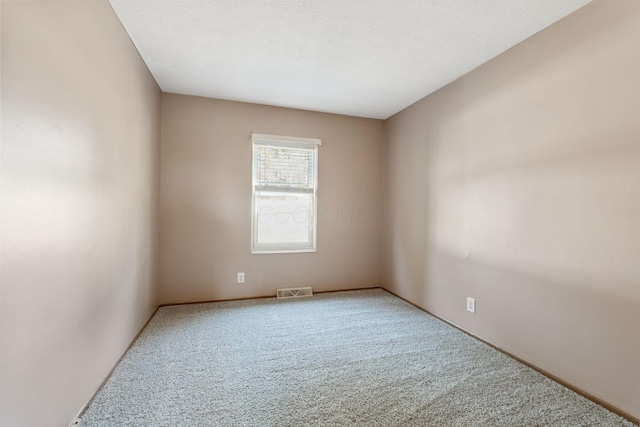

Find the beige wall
[[0, 2, 161, 426], [159, 94, 384, 304], [383, 0, 640, 419]]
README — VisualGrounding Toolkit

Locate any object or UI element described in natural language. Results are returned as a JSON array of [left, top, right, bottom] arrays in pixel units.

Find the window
[[251, 133, 321, 254]]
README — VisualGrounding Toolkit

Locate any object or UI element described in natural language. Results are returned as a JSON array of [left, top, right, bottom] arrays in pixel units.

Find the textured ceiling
[[108, 0, 591, 119]]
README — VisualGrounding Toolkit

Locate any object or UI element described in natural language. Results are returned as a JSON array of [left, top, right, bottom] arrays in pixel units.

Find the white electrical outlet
[[237, 272, 245, 284], [467, 297, 476, 313]]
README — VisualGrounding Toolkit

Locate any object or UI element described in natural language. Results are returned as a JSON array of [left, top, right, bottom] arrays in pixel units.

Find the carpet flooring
[[79, 289, 634, 426]]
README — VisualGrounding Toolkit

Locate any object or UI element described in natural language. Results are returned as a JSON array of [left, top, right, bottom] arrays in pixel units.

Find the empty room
[[1, 0, 638, 426]]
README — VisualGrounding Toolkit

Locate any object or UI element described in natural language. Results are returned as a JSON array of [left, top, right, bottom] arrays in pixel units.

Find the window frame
[[251, 133, 321, 254]]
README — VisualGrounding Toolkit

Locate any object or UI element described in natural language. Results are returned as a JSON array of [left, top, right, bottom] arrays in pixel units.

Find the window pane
[[251, 135, 319, 253], [255, 194, 312, 244]]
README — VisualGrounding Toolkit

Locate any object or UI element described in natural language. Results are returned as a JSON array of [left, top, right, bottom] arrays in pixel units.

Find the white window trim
[[251, 133, 321, 254], [251, 133, 321, 147]]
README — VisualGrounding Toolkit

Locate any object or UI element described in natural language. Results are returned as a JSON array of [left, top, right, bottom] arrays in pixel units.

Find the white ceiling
[[108, 0, 591, 119]]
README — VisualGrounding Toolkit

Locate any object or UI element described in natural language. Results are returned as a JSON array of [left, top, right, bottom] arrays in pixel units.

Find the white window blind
[[254, 145, 315, 192], [251, 133, 321, 254]]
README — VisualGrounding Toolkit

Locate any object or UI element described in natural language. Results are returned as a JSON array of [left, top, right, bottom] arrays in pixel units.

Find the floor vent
[[276, 287, 313, 299]]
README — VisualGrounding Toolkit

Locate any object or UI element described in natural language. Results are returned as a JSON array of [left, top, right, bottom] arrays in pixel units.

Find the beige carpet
[[79, 289, 634, 426]]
